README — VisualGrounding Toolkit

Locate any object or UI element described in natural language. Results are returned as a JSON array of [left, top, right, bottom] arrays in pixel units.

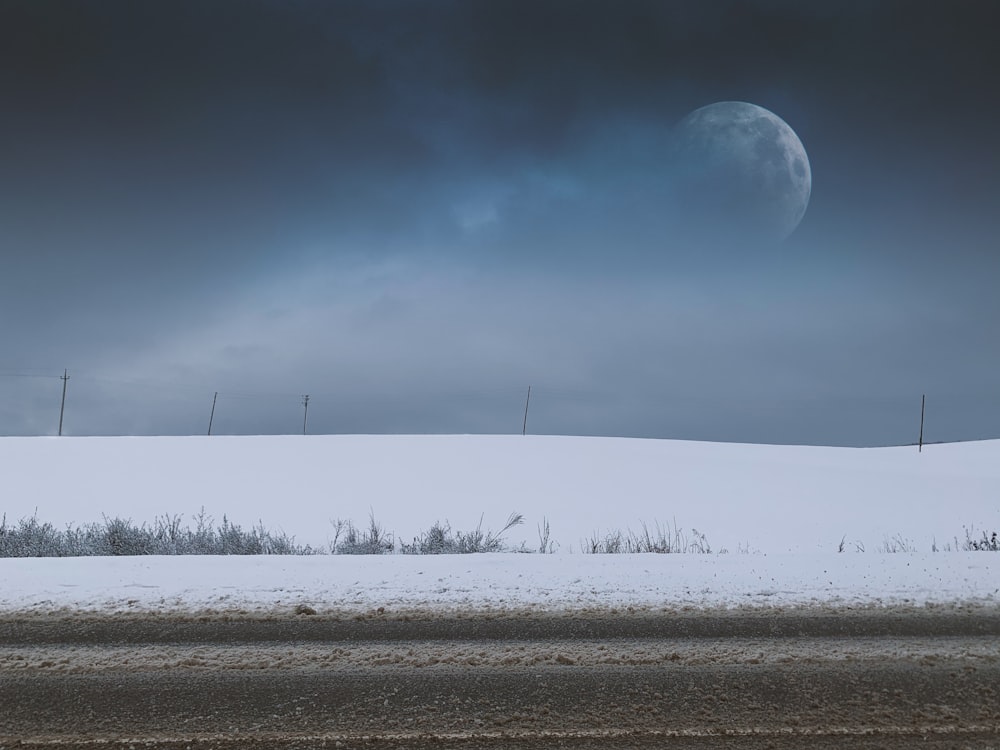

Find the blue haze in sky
[[1, 1, 998, 445]]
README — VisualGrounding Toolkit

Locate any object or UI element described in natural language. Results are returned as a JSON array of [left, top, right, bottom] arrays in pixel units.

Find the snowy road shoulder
[[2, 552, 997, 617]]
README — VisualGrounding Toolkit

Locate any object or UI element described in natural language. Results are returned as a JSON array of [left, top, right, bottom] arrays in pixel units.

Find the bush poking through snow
[[964, 528, 999, 552], [877, 533, 916, 554], [330, 512, 394, 554], [3, 510, 996, 557], [400, 513, 525, 554], [583, 520, 711, 554], [537, 517, 557, 554], [0, 509, 310, 557], [0, 509, 526, 556], [0, 513, 62, 557]]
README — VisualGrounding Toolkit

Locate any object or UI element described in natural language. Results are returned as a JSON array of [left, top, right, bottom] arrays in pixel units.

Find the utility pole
[[207, 392, 218, 435], [918, 394, 926, 452], [302, 394, 310, 435], [58, 369, 70, 436], [522, 386, 531, 436]]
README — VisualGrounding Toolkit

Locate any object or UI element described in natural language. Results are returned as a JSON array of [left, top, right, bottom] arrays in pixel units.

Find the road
[[2, 606, 999, 749]]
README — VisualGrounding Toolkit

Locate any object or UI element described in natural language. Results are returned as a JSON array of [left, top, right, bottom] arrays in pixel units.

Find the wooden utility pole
[[522, 386, 531, 436], [207, 392, 218, 435], [58, 369, 69, 436], [918, 394, 926, 452], [302, 394, 310, 435]]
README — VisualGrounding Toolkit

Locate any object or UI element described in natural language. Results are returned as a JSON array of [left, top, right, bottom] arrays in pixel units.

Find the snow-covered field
[[1, 435, 998, 615]]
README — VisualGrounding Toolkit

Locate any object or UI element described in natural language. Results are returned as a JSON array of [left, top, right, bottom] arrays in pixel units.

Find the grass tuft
[[963, 527, 999, 552], [583, 520, 711, 554], [330, 511, 394, 554], [401, 513, 525, 554]]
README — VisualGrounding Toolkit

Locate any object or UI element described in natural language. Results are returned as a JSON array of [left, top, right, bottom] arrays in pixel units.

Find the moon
[[668, 101, 811, 245]]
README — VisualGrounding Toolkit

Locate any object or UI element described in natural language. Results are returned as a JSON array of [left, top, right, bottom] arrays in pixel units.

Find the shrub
[[964, 528, 999, 552], [0, 508, 313, 557], [331, 512, 394, 554], [0, 513, 64, 557], [583, 520, 711, 554], [400, 512, 525, 554]]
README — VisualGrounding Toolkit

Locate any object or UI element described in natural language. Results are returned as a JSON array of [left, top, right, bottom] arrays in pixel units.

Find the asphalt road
[[2, 607, 999, 749]]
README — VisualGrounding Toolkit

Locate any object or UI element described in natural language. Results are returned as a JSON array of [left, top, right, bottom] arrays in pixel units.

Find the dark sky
[[1, 0, 998, 445]]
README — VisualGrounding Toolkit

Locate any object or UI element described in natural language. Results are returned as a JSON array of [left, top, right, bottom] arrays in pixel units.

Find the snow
[[2, 551, 997, 616], [1, 435, 998, 615]]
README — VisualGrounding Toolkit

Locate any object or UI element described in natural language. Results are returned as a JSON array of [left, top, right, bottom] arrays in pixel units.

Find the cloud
[[2, 1, 998, 445], [4, 248, 989, 445]]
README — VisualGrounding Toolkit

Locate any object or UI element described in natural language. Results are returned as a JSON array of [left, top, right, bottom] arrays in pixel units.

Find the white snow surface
[[1, 434, 998, 615], [3, 552, 998, 616]]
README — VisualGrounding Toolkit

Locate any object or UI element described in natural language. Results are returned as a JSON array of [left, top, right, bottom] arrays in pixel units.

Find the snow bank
[[2, 552, 996, 616], [1, 435, 998, 615], [2, 435, 997, 553]]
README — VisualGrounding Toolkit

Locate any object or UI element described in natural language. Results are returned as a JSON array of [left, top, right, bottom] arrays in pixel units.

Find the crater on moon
[[668, 101, 811, 246]]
